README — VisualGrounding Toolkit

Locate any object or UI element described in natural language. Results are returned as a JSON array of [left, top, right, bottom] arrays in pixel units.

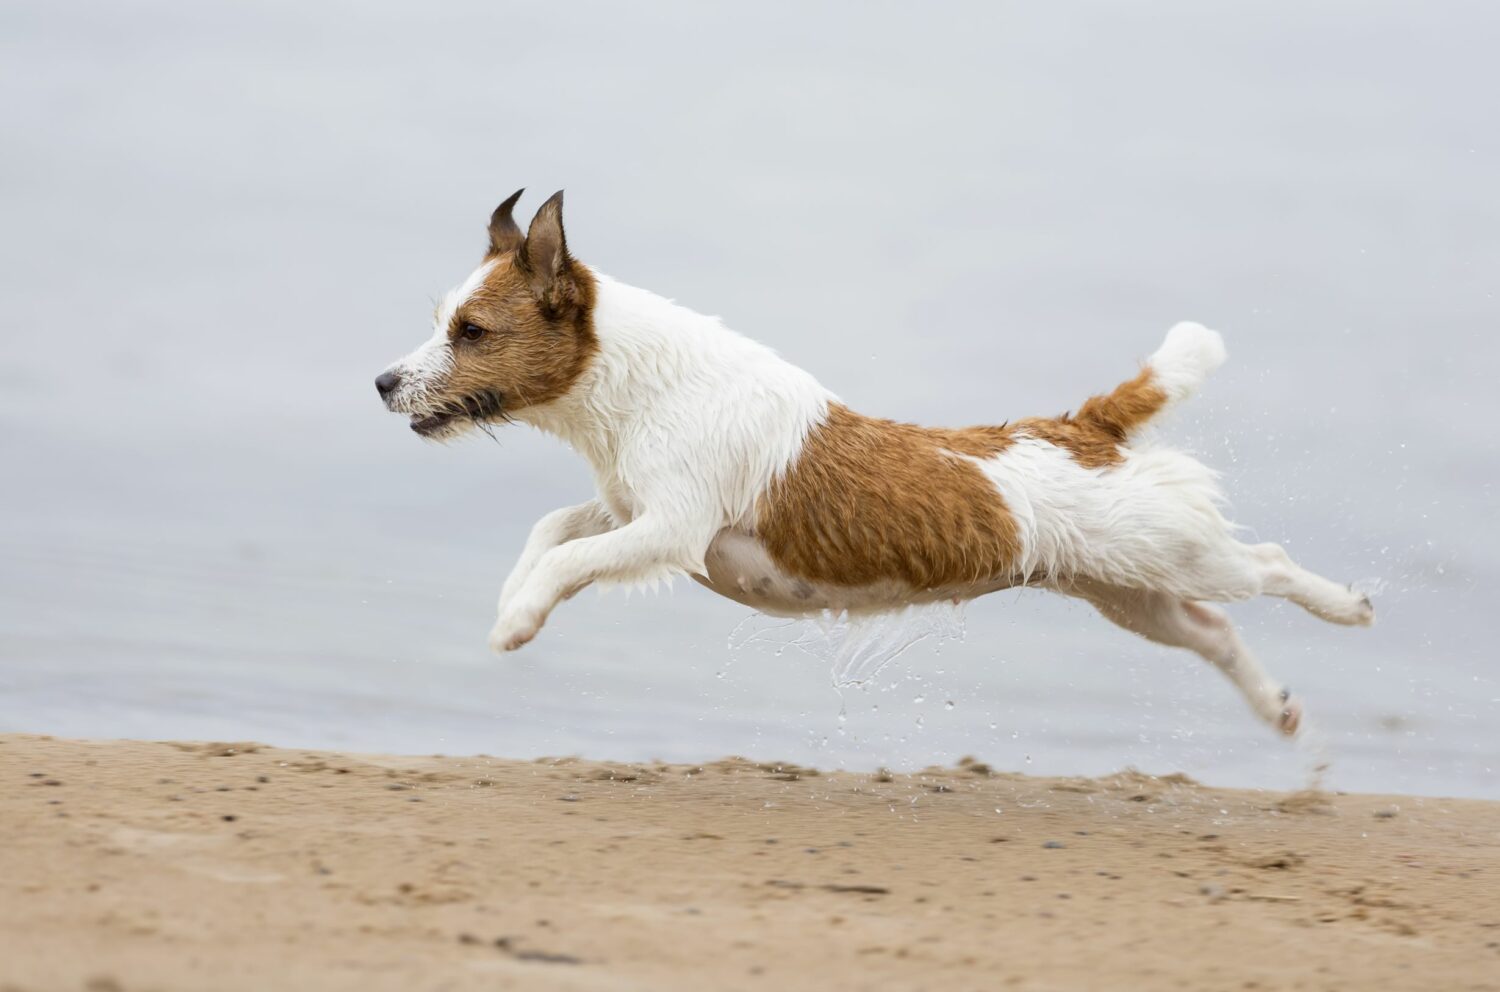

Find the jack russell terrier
[[377, 190, 1373, 735]]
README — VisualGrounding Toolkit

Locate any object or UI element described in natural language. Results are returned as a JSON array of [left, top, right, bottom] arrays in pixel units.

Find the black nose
[[375, 370, 401, 399]]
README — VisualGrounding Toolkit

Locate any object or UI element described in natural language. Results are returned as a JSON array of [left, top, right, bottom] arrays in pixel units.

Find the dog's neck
[[513, 269, 833, 510], [513, 271, 723, 468]]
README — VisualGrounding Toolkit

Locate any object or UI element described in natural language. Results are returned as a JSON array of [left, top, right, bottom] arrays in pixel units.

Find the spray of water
[[728, 602, 968, 687]]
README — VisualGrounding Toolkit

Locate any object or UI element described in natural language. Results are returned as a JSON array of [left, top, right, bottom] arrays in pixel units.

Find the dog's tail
[[1075, 322, 1226, 441]]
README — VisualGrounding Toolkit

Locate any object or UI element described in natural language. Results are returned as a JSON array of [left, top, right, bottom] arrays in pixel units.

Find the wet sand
[[2, 734, 1497, 991]]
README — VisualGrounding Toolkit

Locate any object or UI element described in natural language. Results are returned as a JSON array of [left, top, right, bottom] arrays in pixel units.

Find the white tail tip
[[1150, 321, 1226, 402]]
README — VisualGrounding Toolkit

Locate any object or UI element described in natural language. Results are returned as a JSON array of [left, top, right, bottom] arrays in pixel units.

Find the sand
[[2, 734, 1498, 991]]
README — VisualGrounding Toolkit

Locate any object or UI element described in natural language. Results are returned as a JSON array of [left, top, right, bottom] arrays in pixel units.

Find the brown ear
[[517, 190, 570, 300], [487, 188, 526, 256]]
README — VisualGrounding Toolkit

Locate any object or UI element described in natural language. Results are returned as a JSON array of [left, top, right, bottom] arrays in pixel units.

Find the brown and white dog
[[377, 190, 1373, 735]]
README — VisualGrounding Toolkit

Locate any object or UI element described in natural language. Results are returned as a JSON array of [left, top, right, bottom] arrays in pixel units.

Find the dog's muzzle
[[375, 367, 445, 434]]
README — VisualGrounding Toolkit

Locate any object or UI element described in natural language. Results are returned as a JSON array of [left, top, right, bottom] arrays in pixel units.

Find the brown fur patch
[[755, 366, 1169, 589], [441, 253, 598, 415], [755, 404, 1023, 590], [1014, 367, 1167, 469]]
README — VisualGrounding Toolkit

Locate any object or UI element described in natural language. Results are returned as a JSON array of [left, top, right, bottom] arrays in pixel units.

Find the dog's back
[[739, 323, 1233, 608]]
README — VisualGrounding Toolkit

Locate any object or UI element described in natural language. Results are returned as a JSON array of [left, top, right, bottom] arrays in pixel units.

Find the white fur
[[1148, 321, 1227, 407], [966, 438, 1254, 600], [514, 272, 832, 531]]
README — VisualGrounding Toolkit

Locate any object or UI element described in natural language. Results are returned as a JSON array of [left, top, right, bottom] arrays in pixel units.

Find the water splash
[[728, 602, 967, 687]]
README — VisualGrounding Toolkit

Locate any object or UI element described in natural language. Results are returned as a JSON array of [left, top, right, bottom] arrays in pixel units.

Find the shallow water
[[2, 2, 1497, 797]]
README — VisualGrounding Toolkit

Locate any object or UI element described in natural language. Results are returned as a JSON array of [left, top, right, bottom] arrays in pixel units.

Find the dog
[[376, 189, 1373, 735]]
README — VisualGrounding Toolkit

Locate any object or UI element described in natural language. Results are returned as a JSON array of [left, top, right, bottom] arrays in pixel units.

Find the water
[[2, 1, 1497, 798], [728, 604, 968, 688]]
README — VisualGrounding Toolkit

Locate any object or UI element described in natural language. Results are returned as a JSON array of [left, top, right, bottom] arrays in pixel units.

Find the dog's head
[[376, 190, 597, 440]]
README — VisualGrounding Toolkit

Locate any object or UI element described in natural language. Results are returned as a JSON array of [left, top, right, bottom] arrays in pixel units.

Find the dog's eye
[[459, 323, 487, 342]]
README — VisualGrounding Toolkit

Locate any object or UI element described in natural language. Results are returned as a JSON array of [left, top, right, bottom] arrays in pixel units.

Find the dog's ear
[[517, 190, 573, 302], [487, 188, 526, 256]]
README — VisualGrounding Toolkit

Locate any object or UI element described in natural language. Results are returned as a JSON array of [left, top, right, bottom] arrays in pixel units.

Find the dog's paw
[[1319, 587, 1375, 627], [1275, 687, 1303, 737], [488, 611, 541, 654]]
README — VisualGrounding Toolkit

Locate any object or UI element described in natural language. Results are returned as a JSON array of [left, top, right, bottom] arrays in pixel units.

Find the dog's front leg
[[488, 516, 698, 653], [497, 500, 616, 615]]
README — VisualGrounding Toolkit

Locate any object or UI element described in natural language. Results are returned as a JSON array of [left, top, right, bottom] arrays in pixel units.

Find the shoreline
[[3, 733, 1498, 990]]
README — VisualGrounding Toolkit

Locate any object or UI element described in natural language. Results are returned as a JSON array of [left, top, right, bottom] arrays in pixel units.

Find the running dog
[[376, 190, 1373, 734]]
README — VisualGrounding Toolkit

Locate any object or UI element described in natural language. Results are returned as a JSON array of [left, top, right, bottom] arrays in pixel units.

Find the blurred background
[[2, 1, 1496, 797]]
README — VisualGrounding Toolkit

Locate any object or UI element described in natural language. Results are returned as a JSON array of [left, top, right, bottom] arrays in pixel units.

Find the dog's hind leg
[[1074, 582, 1302, 735], [1249, 542, 1374, 626]]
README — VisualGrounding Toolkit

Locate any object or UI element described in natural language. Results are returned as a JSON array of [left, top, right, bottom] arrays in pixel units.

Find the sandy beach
[[1, 735, 1497, 991]]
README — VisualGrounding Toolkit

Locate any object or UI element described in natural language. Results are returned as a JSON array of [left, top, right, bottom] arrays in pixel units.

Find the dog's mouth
[[409, 411, 460, 436], [407, 391, 507, 437]]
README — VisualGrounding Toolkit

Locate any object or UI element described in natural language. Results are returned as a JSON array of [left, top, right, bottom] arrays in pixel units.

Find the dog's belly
[[695, 529, 1015, 616]]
